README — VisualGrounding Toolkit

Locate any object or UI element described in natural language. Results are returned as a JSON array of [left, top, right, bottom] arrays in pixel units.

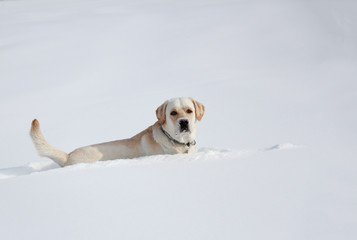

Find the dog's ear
[[192, 99, 205, 121], [156, 101, 168, 125]]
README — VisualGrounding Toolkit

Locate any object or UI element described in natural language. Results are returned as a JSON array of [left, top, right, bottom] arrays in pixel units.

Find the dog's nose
[[179, 119, 189, 132]]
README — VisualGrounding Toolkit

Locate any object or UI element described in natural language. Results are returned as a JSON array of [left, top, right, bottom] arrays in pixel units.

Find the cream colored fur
[[30, 97, 205, 167]]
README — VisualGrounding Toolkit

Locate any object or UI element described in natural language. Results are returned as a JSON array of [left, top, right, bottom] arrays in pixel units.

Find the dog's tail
[[30, 119, 68, 167]]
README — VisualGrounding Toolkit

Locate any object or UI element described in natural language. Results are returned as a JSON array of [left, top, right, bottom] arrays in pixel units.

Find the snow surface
[[0, 0, 356, 239]]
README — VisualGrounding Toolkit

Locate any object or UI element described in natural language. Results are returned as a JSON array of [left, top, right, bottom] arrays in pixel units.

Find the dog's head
[[156, 97, 205, 143]]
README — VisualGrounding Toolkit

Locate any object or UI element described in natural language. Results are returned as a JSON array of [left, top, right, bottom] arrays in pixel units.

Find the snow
[[0, 0, 357, 239]]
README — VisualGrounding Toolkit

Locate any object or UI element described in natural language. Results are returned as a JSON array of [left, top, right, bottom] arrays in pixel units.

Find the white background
[[0, 0, 356, 239]]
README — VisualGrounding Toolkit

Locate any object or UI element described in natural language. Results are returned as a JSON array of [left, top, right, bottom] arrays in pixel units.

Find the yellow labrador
[[30, 97, 205, 167]]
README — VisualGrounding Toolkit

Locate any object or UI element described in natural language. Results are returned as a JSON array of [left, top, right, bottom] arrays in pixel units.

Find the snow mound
[[0, 161, 58, 180], [0, 144, 293, 180], [264, 143, 303, 151]]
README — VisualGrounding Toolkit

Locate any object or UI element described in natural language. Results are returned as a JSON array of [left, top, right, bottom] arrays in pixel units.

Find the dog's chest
[[174, 144, 195, 154]]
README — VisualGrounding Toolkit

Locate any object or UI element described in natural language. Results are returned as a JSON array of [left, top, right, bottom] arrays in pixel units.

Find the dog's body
[[30, 97, 205, 167]]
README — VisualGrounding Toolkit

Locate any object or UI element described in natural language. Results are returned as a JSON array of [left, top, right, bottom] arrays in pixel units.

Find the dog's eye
[[171, 111, 177, 116], [186, 109, 193, 114]]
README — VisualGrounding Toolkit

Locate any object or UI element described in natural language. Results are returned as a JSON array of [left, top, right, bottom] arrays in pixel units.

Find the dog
[[30, 97, 205, 167]]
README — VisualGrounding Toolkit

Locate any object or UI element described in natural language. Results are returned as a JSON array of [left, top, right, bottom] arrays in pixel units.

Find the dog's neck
[[160, 125, 196, 147]]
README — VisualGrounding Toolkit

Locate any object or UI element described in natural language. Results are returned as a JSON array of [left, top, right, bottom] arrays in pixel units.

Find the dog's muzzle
[[179, 119, 190, 132]]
